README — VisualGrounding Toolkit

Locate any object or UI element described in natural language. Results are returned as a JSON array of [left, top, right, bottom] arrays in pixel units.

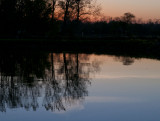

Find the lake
[[0, 52, 160, 121]]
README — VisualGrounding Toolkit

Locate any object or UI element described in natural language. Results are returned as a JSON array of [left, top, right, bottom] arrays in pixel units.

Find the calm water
[[0, 52, 160, 121]]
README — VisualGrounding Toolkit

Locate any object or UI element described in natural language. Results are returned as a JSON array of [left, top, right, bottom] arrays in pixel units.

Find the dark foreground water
[[0, 52, 160, 121]]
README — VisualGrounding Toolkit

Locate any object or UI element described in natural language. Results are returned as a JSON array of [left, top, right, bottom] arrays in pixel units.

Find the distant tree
[[122, 12, 135, 24]]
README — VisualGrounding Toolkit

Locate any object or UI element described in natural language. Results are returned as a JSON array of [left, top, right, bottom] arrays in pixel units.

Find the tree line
[[0, 0, 160, 39], [0, 0, 100, 38]]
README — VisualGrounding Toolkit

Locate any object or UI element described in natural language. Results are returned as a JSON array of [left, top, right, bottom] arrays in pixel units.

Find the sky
[[98, 0, 160, 20]]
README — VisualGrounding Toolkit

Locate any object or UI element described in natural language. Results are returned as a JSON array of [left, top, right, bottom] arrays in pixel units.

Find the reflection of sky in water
[[1, 54, 160, 121]]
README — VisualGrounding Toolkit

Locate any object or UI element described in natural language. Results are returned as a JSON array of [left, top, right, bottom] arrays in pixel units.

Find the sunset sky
[[98, 0, 160, 20]]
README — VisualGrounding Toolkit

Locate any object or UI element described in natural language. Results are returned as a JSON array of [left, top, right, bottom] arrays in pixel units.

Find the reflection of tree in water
[[43, 53, 100, 111], [0, 52, 49, 112], [114, 56, 135, 65], [0, 52, 100, 112]]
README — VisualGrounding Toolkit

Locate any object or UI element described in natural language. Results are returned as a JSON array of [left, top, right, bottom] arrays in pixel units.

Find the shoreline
[[0, 38, 159, 60]]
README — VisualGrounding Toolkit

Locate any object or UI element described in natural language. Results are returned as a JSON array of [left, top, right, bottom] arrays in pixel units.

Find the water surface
[[0, 52, 160, 121]]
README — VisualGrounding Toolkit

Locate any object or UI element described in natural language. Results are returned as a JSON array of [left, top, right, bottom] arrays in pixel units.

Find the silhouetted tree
[[74, 0, 101, 22], [1, 0, 160, 39], [122, 12, 135, 24], [51, 0, 57, 21]]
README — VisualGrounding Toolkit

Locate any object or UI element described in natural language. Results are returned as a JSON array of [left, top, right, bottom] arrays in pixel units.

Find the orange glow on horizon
[[98, 0, 160, 20]]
